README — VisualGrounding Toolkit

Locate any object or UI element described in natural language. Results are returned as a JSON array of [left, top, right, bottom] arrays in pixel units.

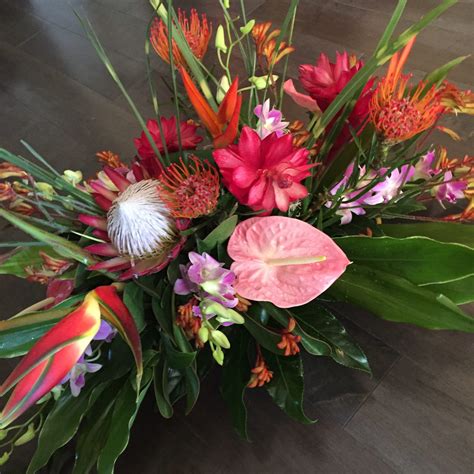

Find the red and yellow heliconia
[[0, 285, 142, 428], [180, 67, 242, 148]]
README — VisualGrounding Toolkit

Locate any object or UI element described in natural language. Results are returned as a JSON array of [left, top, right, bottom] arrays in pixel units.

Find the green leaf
[[380, 222, 474, 247], [123, 282, 146, 332], [154, 355, 173, 418], [183, 365, 200, 415], [328, 264, 474, 332], [423, 275, 474, 305], [263, 350, 315, 424], [220, 331, 251, 440], [260, 302, 332, 357], [244, 306, 285, 355], [423, 55, 469, 90], [0, 246, 62, 278], [27, 382, 110, 474], [290, 303, 370, 373], [0, 208, 97, 266], [97, 379, 151, 474], [162, 335, 197, 369], [199, 215, 238, 253], [335, 236, 474, 285], [0, 307, 72, 358]]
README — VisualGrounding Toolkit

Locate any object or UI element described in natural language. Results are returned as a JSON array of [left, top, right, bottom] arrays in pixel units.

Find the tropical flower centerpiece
[[0, 0, 473, 471]]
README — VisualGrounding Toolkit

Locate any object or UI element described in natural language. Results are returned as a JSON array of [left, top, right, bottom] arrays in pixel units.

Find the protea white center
[[107, 180, 177, 260]]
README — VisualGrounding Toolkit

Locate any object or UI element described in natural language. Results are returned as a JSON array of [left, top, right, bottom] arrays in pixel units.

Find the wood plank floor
[[0, 1, 473, 472]]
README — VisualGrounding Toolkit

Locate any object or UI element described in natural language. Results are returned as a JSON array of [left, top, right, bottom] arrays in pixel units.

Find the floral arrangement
[[0, 0, 473, 471]]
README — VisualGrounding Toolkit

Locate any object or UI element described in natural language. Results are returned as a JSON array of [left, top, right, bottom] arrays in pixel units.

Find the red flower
[[213, 127, 312, 213], [285, 51, 374, 124], [134, 117, 202, 160]]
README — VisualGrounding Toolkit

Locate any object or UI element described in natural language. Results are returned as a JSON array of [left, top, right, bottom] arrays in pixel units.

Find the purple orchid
[[414, 150, 437, 180], [64, 355, 102, 397], [365, 165, 415, 204], [434, 171, 467, 204], [254, 99, 289, 139]]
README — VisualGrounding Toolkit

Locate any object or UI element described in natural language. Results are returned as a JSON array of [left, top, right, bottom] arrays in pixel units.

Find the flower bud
[[223, 0, 230, 8], [216, 75, 231, 104], [212, 346, 224, 365], [0, 431, 7, 441], [63, 170, 83, 186], [35, 182, 56, 201], [13, 423, 36, 446], [215, 25, 227, 53], [200, 300, 244, 325], [211, 329, 230, 349], [198, 326, 209, 343], [0, 451, 10, 466], [249, 75, 279, 90], [240, 20, 255, 35]]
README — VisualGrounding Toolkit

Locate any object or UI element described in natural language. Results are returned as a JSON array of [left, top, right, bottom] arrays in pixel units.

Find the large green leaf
[[379, 223, 474, 247], [0, 208, 98, 266], [328, 264, 474, 332], [335, 236, 474, 285], [0, 245, 62, 278], [423, 275, 474, 305], [290, 303, 370, 373], [244, 306, 285, 355], [198, 215, 238, 253], [154, 355, 173, 418], [0, 307, 72, 358], [220, 331, 251, 440], [162, 334, 197, 370], [97, 379, 151, 474], [263, 350, 315, 424], [260, 302, 332, 357], [123, 282, 146, 332]]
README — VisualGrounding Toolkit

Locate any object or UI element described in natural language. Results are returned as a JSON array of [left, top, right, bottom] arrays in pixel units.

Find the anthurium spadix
[[0, 285, 142, 428]]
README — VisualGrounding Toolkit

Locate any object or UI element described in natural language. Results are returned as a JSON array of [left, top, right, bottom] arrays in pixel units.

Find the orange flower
[[96, 150, 124, 169], [369, 37, 444, 144], [248, 347, 273, 388], [150, 9, 211, 69], [180, 67, 242, 148], [438, 82, 474, 116], [276, 317, 301, 356], [252, 22, 295, 69], [176, 297, 203, 348], [158, 155, 219, 219]]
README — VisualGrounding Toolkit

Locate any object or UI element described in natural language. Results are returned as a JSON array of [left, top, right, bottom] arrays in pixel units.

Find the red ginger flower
[[369, 37, 444, 144], [150, 9, 211, 68], [285, 51, 374, 123], [134, 117, 202, 162], [158, 155, 220, 219], [180, 68, 242, 148], [213, 127, 312, 213]]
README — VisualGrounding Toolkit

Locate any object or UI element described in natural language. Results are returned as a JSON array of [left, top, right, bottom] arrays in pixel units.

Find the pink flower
[[414, 150, 438, 180], [227, 216, 350, 308], [434, 171, 467, 204], [284, 51, 374, 123], [213, 127, 313, 213], [134, 117, 202, 160], [254, 99, 290, 139], [365, 165, 415, 204]]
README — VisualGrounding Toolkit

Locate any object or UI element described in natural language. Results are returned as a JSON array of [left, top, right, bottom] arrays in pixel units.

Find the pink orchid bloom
[[227, 216, 350, 308], [434, 171, 467, 204]]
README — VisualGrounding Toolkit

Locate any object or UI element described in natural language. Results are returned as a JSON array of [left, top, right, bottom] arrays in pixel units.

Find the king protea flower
[[0, 285, 142, 427], [80, 166, 186, 280], [180, 67, 242, 148], [150, 8, 211, 69], [369, 37, 444, 144]]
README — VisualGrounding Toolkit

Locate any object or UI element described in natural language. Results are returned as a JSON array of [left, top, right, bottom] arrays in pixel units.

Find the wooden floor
[[0, 0, 473, 472]]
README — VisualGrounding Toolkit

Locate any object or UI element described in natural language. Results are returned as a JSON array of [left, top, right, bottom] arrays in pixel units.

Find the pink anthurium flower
[[227, 216, 350, 308], [0, 285, 142, 428]]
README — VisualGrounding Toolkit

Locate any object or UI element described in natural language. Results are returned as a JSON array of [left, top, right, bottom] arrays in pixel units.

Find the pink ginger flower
[[213, 127, 313, 213]]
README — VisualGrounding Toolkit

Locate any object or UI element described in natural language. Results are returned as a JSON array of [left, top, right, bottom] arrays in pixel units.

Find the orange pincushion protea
[[369, 37, 444, 144], [158, 155, 220, 219], [150, 9, 211, 68]]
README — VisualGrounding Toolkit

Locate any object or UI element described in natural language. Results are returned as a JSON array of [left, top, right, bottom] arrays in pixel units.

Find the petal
[[283, 79, 321, 112], [228, 216, 350, 308]]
